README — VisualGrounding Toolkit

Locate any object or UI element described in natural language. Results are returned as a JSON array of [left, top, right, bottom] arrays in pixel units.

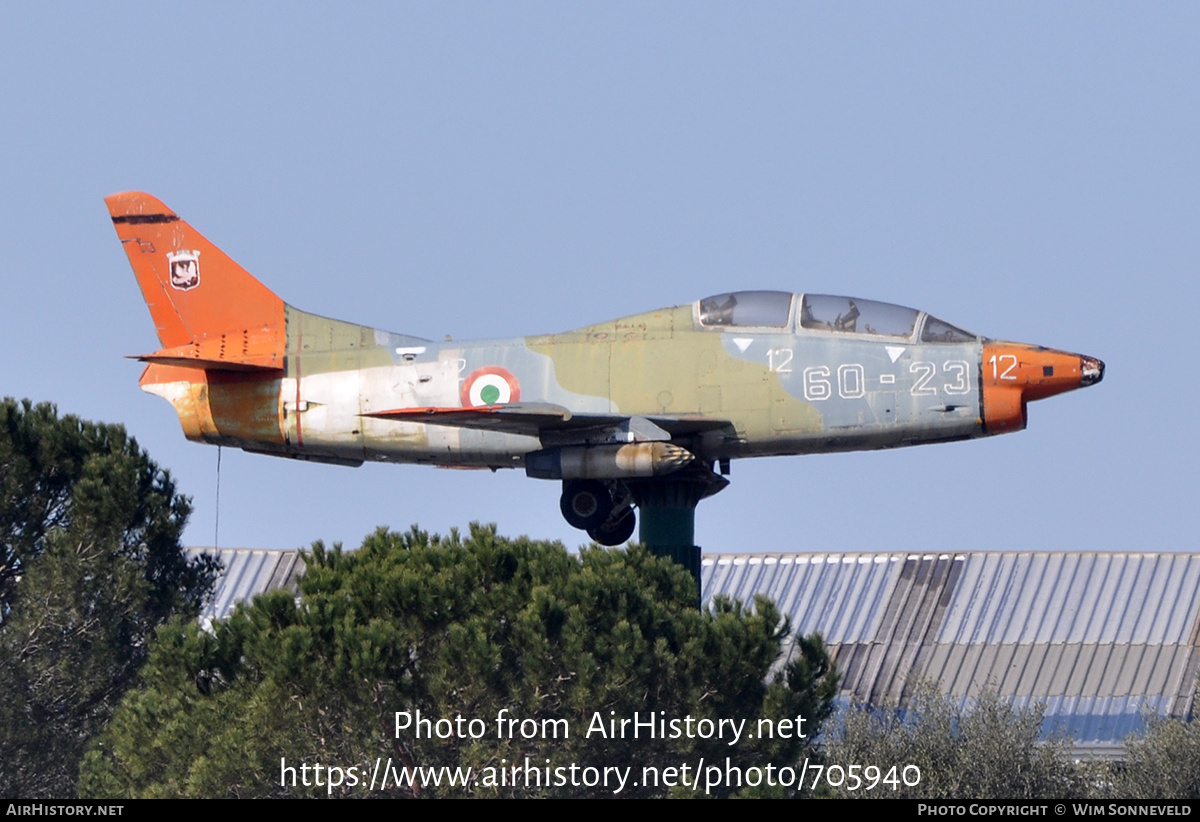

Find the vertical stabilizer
[[106, 192, 285, 366], [108, 192, 288, 449]]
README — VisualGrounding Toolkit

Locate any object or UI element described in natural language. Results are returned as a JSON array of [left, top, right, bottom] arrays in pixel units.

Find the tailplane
[[106, 192, 285, 370]]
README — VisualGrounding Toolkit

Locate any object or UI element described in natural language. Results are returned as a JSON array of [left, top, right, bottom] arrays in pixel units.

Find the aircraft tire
[[560, 480, 612, 530], [588, 510, 636, 546]]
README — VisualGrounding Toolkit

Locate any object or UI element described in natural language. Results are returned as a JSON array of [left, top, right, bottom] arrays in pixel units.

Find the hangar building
[[197, 547, 1200, 757]]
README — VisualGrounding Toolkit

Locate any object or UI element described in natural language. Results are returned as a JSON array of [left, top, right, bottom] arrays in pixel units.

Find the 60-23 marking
[[798, 359, 972, 402]]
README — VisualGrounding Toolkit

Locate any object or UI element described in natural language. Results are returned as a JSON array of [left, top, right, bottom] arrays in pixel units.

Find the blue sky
[[0, 4, 1195, 554]]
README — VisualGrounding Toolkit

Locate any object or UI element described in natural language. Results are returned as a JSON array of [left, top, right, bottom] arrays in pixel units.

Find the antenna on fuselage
[[214, 446, 222, 550]]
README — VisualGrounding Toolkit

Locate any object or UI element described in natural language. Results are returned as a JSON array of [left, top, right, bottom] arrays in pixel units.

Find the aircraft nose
[[1081, 354, 1105, 387], [982, 343, 1104, 435]]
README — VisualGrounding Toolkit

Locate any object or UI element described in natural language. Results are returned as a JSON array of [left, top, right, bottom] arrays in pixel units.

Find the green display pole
[[629, 479, 705, 607]]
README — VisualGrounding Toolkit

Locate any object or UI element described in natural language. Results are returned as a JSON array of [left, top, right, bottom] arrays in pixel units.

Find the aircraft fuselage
[[110, 193, 1102, 544]]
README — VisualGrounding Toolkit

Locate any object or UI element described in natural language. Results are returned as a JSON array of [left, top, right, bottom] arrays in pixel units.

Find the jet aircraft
[[107, 192, 1104, 545]]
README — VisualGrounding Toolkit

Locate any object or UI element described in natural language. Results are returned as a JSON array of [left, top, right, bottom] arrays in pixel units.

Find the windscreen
[[921, 315, 977, 343]]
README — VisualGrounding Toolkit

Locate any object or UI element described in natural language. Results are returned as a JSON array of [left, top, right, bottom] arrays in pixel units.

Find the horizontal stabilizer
[[131, 333, 285, 373]]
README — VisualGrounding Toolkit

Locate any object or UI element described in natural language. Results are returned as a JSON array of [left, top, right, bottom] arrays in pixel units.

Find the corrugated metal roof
[[703, 550, 1200, 753], [189, 547, 306, 630], [702, 552, 912, 643], [938, 552, 1200, 645]]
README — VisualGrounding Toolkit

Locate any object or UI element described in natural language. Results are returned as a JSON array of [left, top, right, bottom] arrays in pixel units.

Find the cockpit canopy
[[698, 291, 792, 328], [697, 290, 976, 343], [800, 294, 918, 337]]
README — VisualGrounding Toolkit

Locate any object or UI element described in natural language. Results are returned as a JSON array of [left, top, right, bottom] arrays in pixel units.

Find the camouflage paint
[[108, 192, 1104, 540]]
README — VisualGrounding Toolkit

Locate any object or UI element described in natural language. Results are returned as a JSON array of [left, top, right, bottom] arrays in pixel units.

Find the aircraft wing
[[363, 403, 732, 441]]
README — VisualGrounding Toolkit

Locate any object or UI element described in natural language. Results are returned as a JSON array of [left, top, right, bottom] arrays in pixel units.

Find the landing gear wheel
[[560, 480, 612, 530], [588, 510, 636, 546]]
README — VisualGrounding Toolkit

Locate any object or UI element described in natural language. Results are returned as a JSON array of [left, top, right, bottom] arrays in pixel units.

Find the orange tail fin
[[106, 192, 285, 370]]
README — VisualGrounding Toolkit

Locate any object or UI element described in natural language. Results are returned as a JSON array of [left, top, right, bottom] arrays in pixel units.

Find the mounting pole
[[628, 478, 708, 606]]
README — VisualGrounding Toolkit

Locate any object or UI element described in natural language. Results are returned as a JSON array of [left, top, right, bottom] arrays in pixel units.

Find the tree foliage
[[825, 685, 1086, 799], [1102, 715, 1200, 799], [82, 525, 838, 798], [0, 398, 217, 798]]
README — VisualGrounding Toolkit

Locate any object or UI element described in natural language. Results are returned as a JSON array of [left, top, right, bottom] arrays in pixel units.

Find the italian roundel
[[460, 366, 521, 407]]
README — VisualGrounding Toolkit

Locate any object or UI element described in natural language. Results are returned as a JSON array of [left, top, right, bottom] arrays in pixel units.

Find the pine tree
[[0, 398, 217, 798], [82, 525, 838, 798]]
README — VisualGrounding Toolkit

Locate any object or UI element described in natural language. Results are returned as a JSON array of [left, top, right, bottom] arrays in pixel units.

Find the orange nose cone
[[982, 344, 1104, 435]]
